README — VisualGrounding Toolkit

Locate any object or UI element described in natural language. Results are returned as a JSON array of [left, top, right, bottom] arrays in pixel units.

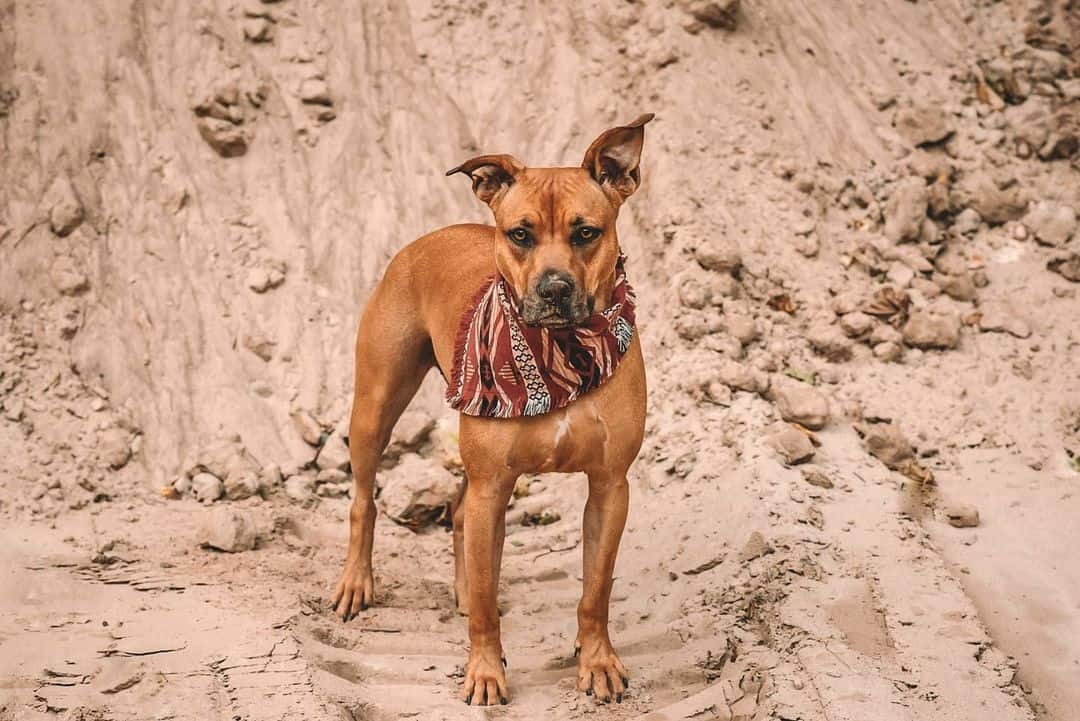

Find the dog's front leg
[[576, 470, 630, 703], [460, 474, 514, 706]]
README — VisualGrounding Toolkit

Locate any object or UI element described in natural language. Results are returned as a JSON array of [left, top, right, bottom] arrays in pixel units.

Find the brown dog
[[331, 114, 653, 706]]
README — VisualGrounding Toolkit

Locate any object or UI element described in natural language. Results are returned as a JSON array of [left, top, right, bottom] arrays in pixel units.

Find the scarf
[[447, 256, 637, 418]]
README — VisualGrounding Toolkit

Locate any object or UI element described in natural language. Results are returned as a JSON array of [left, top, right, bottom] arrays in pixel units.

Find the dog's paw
[[576, 635, 629, 703], [330, 565, 374, 622], [461, 646, 508, 706]]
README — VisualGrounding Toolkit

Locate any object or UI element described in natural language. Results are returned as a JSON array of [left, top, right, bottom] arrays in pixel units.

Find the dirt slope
[[2, 1, 1079, 720]]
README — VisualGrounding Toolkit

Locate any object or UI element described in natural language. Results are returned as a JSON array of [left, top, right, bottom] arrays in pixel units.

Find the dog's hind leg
[[332, 275, 433, 622]]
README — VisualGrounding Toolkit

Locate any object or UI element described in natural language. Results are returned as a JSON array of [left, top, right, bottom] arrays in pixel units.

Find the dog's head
[[448, 114, 653, 328]]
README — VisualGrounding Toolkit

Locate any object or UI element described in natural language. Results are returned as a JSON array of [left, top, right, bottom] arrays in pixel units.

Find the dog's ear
[[446, 154, 525, 208], [582, 113, 654, 205]]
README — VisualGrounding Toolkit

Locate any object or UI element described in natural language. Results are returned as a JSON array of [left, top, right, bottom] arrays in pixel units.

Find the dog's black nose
[[537, 271, 574, 305]]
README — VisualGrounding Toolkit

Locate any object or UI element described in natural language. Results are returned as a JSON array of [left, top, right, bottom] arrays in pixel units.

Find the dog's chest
[[506, 400, 611, 474]]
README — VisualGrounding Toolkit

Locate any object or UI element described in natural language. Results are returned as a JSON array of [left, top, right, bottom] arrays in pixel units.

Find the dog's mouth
[[520, 297, 592, 328]]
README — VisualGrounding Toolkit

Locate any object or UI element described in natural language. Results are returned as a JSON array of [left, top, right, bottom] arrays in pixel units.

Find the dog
[[331, 114, 653, 706]]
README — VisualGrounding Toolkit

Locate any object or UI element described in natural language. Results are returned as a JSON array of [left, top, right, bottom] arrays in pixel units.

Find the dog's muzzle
[[521, 270, 590, 327]]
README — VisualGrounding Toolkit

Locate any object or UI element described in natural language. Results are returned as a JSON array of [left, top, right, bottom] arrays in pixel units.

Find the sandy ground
[[2, 1, 1079, 720]]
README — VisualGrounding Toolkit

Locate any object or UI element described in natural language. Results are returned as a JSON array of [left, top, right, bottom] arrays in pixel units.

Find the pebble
[[884, 176, 929, 243], [767, 422, 815, 464], [839, 311, 874, 338], [316, 431, 351, 471], [285, 474, 316, 503], [856, 421, 915, 470], [943, 502, 980, 528], [224, 472, 259, 501], [978, 304, 1031, 338], [716, 360, 769, 394], [806, 322, 854, 362], [1024, 201, 1076, 247], [694, 238, 742, 273], [299, 77, 332, 106], [873, 341, 903, 362], [50, 256, 90, 296], [893, 103, 952, 146], [738, 531, 774, 562], [292, 411, 324, 446], [953, 208, 982, 235], [98, 428, 132, 470], [801, 468, 834, 489], [724, 313, 759, 345], [934, 272, 977, 302], [46, 174, 85, 237]]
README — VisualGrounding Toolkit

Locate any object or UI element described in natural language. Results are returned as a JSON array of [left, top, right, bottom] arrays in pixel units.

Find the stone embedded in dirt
[[767, 422, 815, 464], [196, 117, 248, 158], [870, 323, 903, 346], [884, 176, 929, 243], [224, 472, 260, 501], [292, 411, 324, 446], [855, 421, 915, 470], [694, 238, 742, 273], [839, 311, 874, 338], [716, 359, 769, 394], [806, 322, 854, 362], [191, 472, 224, 503], [902, 311, 960, 349], [674, 310, 724, 340], [1024, 201, 1076, 247], [316, 467, 348, 484], [770, 377, 829, 430], [801, 468, 834, 489], [886, 262, 916, 289], [679, 276, 709, 309], [943, 502, 980, 528], [934, 246, 968, 276], [934, 272, 976, 302], [682, 0, 740, 30], [738, 531, 774, 563], [1047, 253, 1080, 282], [243, 17, 273, 42], [45, 174, 85, 237], [99, 428, 132, 469], [953, 208, 982, 235], [285, 473, 315, 503], [873, 341, 903, 362], [894, 103, 952, 146], [199, 507, 258, 552], [377, 454, 459, 530], [724, 313, 759, 345], [49, 256, 90, 296], [241, 332, 276, 362], [299, 77, 332, 106], [316, 431, 350, 471], [978, 304, 1031, 338], [386, 410, 437, 459]]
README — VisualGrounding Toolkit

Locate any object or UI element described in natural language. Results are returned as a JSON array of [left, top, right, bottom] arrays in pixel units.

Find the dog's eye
[[507, 227, 532, 248], [572, 226, 601, 246]]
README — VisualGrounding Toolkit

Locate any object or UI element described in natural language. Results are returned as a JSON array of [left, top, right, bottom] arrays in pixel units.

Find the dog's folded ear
[[582, 113, 655, 205], [446, 154, 525, 208]]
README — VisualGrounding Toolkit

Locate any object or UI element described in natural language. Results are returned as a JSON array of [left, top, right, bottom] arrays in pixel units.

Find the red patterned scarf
[[447, 256, 637, 418]]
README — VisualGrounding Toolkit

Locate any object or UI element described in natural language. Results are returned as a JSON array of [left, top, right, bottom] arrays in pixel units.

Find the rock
[[378, 455, 460, 530], [173, 475, 192, 495], [285, 473, 316, 503], [299, 77, 332, 105], [934, 272, 977, 302], [894, 103, 952, 146], [199, 507, 258, 552], [694, 238, 742, 273], [716, 360, 769, 394], [870, 323, 903, 346], [873, 341, 903, 362], [856, 421, 914, 470], [953, 208, 982, 235], [953, 173, 1026, 225], [767, 422, 815, 464], [224, 472, 259, 501], [943, 502, 980, 528], [191, 472, 224, 503], [1024, 201, 1076, 247], [884, 176, 928, 242], [316, 481, 351, 498], [902, 311, 960, 349], [316, 468, 348, 484], [1047, 253, 1080, 282], [683, 0, 739, 30], [316, 431, 351, 471], [770, 377, 829, 430], [196, 117, 248, 158], [838, 311, 874, 338], [738, 531, 774, 563], [934, 246, 968, 276], [99, 428, 132, 469], [46, 174, 85, 237], [49, 256, 90, 296], [260, 463, 283, 491], [292, 410, 324, 446], [674, 310, 724, 340], [801, 468, 834, 489], [978, 304, 1031, 338], [806, 322, 854, 362], [241, 332, 276, 362], [246, 268, 271, 293], [724, 313, 759, 345], [886, 262, 915, 288], [678, 276, 709, 309], [387, 410, 437, 457]]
